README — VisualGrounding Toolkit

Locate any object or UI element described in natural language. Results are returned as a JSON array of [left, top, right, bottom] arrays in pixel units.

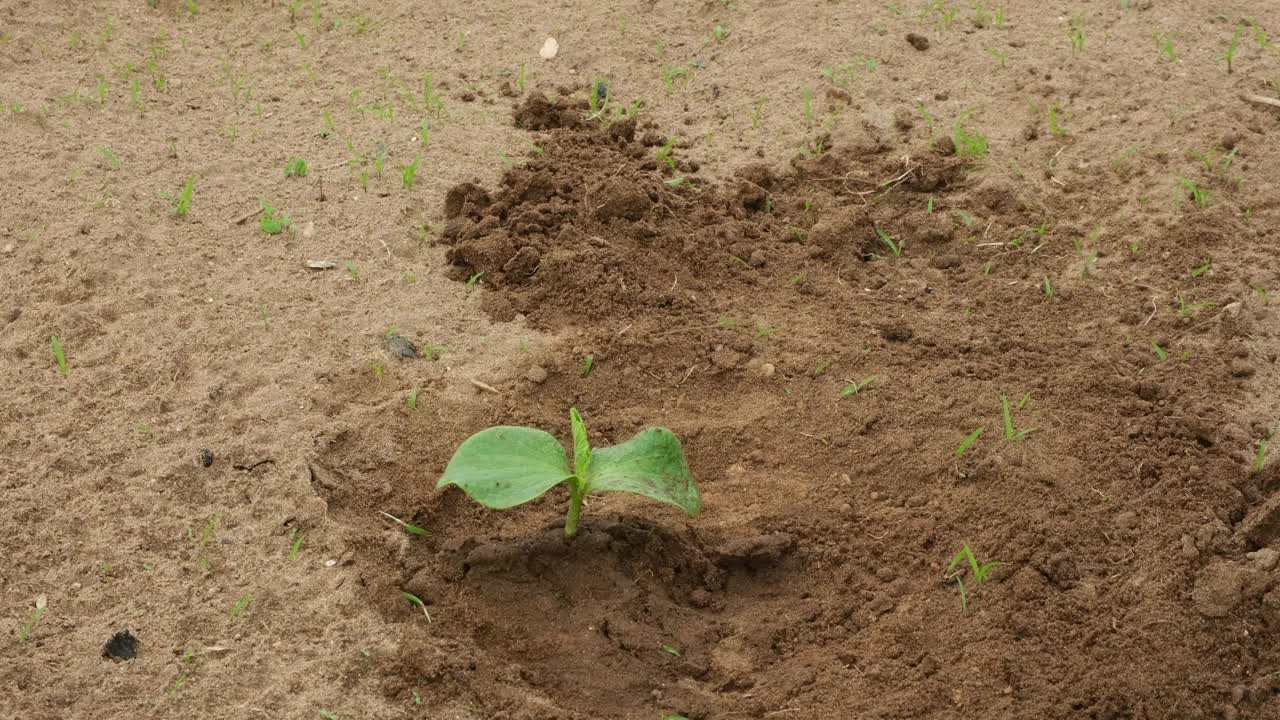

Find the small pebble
[[1247, 548, 1280, 571], [906, 33, 930, 51], [384, 335, 419, 359], [198, 448, 214, 468]]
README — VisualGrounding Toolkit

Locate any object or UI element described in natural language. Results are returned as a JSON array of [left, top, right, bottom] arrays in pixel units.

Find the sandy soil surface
[[3, 1, 1280, 718]]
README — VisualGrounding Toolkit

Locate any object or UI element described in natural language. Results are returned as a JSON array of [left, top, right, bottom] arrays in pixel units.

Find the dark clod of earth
[[384, 335, 419, 359], [906, 32, 930, 51], [102, 630, 138, 660], [198, 448, 214, 467]]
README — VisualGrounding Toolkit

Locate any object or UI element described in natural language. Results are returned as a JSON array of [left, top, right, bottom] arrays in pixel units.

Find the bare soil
[[3, 1, 1280, 719]]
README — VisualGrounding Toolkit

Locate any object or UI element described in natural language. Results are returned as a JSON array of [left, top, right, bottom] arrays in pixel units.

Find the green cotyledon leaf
[[584, 427, 701, 516], [570, 407, 591, 478], [436, 426, 573, 508]]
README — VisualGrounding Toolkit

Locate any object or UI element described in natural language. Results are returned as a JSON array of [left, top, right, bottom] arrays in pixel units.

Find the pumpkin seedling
[[437, 408, 701, 538]]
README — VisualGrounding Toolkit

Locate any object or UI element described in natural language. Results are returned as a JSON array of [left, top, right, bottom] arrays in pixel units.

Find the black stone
[[103, 630, 139, 660], [198, 448, 214, 467]]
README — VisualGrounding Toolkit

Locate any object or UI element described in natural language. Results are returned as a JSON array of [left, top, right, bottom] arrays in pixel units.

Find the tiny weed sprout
[[1042, 274, 1054, 302], [437, 408, 701, 539], [229, 594, 255, 622], [97, 146, 122, 170], [1191, 258, 1212, 278], [1000, 393, 1037, 441], [946, 543, 999, 611], [1155, 32, 1176, 62], [18, 604, 46, 643], [581, 354, 595, 378], [1048, 105, 1067, 138], [1176, 178, 1210, 210], [173, 177, 194, 218], [587, 79, 610, 121], [875, 227, 903, 257], [50, 335, 68, 375], [284, 158, 308, 177], [1068, 14, 1085, 52], [1225, 28, 1243, 74], [517, 63, 525, 93], [1256, 438, 1270, 476], [406, 385, 419, 411], [259, 200, 290, 234], [1176, 295, 1210, 318], [401, 155, 421, 189], [288, 529, 304, 560], [403, 591, 431, 621], [803, 87, 813, 127], [952, 120, 989, 158], [955, 426, 985, 457], [466, 271, 484, 287], [380, 510, 430, 536], [656, 137, 677, 169], [1151, 341, 1168, 362], [840, 376, 877, 397]]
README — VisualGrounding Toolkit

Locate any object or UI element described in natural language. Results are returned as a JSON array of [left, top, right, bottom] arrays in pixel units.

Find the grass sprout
[[50, 335, 68, 375], [875, 227, 903, 257], [380, 510, 430, 536], [840, 375, 877, 397], [955, 426, 985, 457], [946, 543, 998, 610], [1000, 393, 1037, 441]]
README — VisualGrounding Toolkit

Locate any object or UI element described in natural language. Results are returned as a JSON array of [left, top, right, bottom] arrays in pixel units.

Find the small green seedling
[[319, 712, 338, 720], [803, 87, 813, 126], [1042, 274, 1054, 302], [1176, 295, 1210, 318], [955, 426, 985, 457], [661, 643, 682, 656], [97, 146, 122, 170], [380, 510, 430, 536], [403, 591, 431, 621], [1151, 341, 1168, 362], [1190, 258, 1212, 278], [401, 155, 421, 189], [1176, 178, 1210, 210], [1000, 393, 1037, 441], [953, 121, 989, 158], [840, 376, 877, 397], [946, 543, 999, 610], [1225, 28, 1243, 74], [406, 386, 419, 411], [875, 227, 903, 257], [173, 177, 194, 218], [437, 408, 701, 538], [288, 529, 304, 560], [466, 271, 484, 287], [50, 335, 68, 376], [1256, 438, 1270, 476], [1081, 252, 1098, 279], [284, 157, 308, 177], [1068, 14, 1085, 52], [1155, 32, 1176, 62], [259, 200, 290, 234], [18, 598, 46, 643], [229, 594, 255, 622], [1048, 105, 1067, 138], [517, 63, 525, 93], [587, 78, 610, 121], [656, 138, 677, 169]]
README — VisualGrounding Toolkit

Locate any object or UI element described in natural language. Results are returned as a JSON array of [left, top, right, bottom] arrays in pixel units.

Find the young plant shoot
[[437, 408, 701, 538]]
